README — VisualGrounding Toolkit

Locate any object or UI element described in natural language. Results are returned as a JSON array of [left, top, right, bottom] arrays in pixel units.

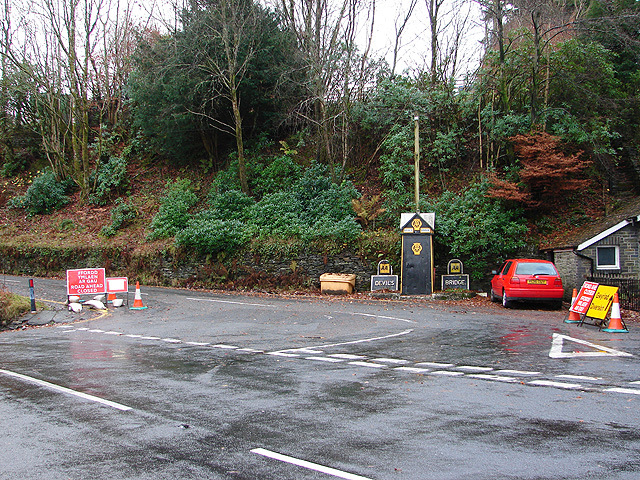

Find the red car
[[490, 259, 564, 309]]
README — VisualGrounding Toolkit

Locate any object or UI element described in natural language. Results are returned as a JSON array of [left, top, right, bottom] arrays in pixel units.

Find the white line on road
[[415, 362, 455, 368], [369, 358, 409, 365], [429, 371, 465, 377], [307, 329, 415, 350], [186, 297, 276, 308], [251, 448, 374, 480], [349, 361, 387, 369], [394, 366, 431, 373], [349, 312, 417, 324], [467, 374, 518, 383], [555, 374, 602, 382], [528, 380, 583, 390], [605, 387, 640, 395], [455, 366, 494, 372], [306, 356, 344, 363], [329, 354, 367, 360], [495, 369, 541, 376], [0, 369, 132, 411]]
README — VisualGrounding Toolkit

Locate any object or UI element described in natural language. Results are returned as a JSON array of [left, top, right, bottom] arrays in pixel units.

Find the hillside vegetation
[[0, 0, 638, 289]]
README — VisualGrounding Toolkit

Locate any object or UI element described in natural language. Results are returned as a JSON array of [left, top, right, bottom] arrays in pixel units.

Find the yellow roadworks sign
[[586, 285, 618, 320]]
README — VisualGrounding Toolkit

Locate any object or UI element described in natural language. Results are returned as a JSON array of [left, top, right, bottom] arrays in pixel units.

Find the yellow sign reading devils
[[412, 243, 423, 255], [586, 285, 618, 320]]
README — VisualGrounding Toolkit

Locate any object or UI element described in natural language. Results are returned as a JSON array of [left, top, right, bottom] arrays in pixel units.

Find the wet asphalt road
[[1, 275, 640, 479]]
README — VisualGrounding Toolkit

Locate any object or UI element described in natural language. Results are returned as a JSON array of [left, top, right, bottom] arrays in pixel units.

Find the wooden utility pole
[[414, 115, 420, 212]]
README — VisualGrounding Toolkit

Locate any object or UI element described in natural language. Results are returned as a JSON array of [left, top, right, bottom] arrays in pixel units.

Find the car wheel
[[490, 289, 499, 303], [502, 289, 512, 308]]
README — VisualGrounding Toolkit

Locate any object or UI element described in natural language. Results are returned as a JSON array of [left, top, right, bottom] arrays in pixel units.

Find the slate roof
[[540, 197, 640, 251]]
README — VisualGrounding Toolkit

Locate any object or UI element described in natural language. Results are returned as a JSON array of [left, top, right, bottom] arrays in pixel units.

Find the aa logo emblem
[[411, 218, 422, 231], [412, 243, 423, 255]]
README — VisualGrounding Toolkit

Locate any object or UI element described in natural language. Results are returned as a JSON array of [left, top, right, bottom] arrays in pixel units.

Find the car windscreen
[[514, 262, 557, 276]]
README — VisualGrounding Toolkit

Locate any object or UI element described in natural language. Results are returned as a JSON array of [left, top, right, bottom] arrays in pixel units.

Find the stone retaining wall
[[0, 245, 376, 292]]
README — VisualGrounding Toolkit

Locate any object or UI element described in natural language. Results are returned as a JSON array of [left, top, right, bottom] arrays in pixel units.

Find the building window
[[596, 246, 619, 269]]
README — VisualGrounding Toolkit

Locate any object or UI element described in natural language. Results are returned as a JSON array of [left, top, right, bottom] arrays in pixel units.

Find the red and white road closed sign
[[569, 281, 599, 315], [106, 277, 128, 293], [67, 268, 107, 296]]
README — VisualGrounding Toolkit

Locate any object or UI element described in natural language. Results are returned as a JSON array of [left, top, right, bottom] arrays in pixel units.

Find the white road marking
[[394, 367, 431, 373], [555, 374, 601, 381], [306, 356, 344, 363], [468, 374, 518, 383], [349, 361, 387, 369], [251, 448, 374, 480], [307, 329, 414, 350], [605, 387, 640, 395], [186, 297, 276, 308], [549, 333, 633, 358], [429, 371, 465, 377], [60, 324, 639, 395], [415, 362, 455, 368], [456, 366, 494, 372], [329, 354, 367, 360], [495, 369, 541, 376], [0, 369, 132, 411], [528, 380, 583, 390], [349, 312, 417, 324], [369, 358, 409, 365]]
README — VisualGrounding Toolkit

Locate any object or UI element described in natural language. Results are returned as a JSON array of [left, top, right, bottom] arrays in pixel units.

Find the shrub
[[148, 179, 198, 240], [428, 180, 528, 280], [246, 162, 360, 242], [0, 288, 32, 326], [207, 189, 256, 221], [249, 191, 304, 237], [89, 156, 129, 206], [310, 216, 361, 243], [101, 199, 138, 237], [175, 215, 252, 255], [253, 155, 302, 197], [8, 168, 70, 215]]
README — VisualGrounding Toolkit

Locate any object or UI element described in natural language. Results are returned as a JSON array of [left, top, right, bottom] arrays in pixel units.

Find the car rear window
[[514, 262, 557, 275]]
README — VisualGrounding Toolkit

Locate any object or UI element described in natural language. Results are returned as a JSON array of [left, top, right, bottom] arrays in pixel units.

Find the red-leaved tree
[[488, 132, 590, 210]]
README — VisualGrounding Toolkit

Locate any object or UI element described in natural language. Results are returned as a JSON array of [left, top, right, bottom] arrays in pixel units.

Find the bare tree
[[390, 0, 418, 76], [279, 0, 375, 174], [0, 0, 142, 198]]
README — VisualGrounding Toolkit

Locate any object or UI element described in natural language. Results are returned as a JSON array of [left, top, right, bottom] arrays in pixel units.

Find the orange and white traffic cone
[[107, 292, 117, 303], [603, 292, 628, 332], [565, 288, 581, 324], [130, 281, 148, 310]]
